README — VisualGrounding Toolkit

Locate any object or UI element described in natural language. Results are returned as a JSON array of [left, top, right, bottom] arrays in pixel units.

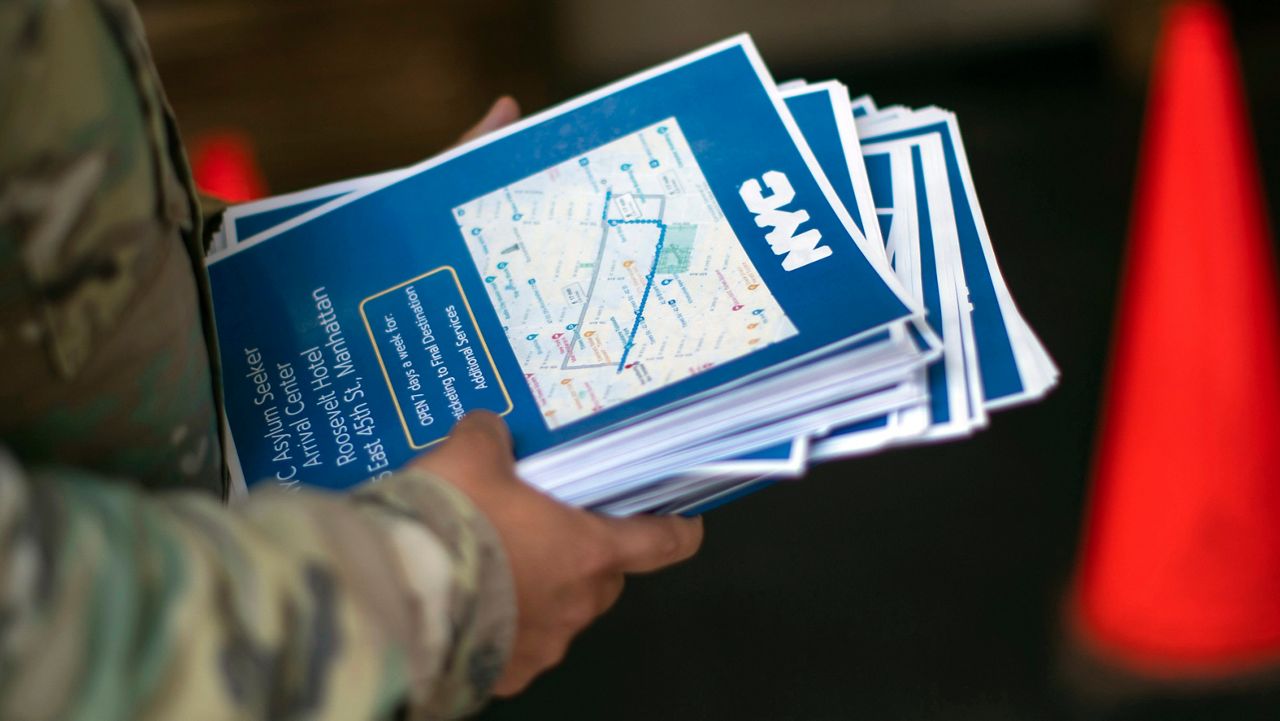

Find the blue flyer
[[859, 110, 1044, 407], [213, 78, 897, 483], [207, 36, 917, 491]]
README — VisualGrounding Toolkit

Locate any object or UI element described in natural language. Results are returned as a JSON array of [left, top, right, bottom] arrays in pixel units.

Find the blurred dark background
[[136, 1, 1280, 718]]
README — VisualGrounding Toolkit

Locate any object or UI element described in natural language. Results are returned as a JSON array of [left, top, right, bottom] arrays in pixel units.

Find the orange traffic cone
[[1068, 0, 1280, 682]]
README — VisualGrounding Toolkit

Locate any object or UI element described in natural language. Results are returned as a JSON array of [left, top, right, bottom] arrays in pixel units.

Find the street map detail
[[454, 118, 798, 430]]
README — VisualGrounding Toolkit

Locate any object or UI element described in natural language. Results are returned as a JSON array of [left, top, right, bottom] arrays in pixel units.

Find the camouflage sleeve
[[0, 448, 515, 721]]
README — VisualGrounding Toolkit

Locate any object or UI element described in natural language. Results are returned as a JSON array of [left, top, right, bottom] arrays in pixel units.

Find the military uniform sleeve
[[0, 448, 516, 721]]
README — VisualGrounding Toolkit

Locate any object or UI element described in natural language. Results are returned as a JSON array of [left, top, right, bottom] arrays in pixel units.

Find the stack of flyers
[[206, 35, 1056, 515]]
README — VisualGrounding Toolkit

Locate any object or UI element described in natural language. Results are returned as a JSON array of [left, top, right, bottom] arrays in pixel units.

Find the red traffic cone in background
[[1069, 0, 1280, 679], [191, 130, 268, 203]]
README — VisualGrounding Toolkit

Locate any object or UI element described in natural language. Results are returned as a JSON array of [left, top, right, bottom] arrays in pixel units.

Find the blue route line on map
[[615, 223, 666, 372], [595, 189, 668, 373]]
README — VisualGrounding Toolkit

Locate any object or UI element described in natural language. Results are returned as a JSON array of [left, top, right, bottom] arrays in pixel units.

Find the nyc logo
[[739, 171, 832, 271]]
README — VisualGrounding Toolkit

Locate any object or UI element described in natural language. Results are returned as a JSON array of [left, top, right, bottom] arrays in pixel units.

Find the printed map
[[454, 118, 797, 429]]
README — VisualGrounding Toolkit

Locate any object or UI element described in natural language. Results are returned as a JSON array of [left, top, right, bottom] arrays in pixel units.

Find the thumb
[[449, 410, 513, 455], [411, 411, 514, 482], [437, 412, 512, 463]]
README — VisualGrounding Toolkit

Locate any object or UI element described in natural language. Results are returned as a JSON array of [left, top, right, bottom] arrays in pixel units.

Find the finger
[[603, 514, 704, 574], [455, 96, 521, 146]]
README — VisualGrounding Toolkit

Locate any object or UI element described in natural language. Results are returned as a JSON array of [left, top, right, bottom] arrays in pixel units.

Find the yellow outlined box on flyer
[[359, 266, 513, 450]]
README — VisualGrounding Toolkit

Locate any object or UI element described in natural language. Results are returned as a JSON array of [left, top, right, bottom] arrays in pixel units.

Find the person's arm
[[0, 438, 511, 719], [0, 412, 702, 720]]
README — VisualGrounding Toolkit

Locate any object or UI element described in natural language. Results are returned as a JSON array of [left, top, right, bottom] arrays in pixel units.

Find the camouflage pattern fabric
[[0, 1, 515, 718]]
